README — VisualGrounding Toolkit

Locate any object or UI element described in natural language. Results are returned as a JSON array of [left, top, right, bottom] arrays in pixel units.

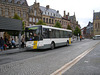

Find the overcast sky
[[27, 0, 100, 28]]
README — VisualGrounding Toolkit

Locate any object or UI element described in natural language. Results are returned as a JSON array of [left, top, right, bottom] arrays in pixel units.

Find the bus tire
[[51, 43, 55, 50]]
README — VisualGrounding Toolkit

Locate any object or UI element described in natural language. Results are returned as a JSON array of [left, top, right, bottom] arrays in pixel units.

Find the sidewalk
[[0, 39, 90, 55], [0, 48, 26, 55]]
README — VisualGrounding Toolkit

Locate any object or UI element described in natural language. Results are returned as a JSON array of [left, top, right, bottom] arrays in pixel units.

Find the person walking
[[11, 39, 16, 48], [80, 35, 82, 41], [21, 37, 25, 48], [0, 37, 4, 51]]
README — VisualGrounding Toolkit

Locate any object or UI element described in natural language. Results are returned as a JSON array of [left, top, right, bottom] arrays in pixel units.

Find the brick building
[[0, 0, 29, 26], [93, 11, 100, 36]]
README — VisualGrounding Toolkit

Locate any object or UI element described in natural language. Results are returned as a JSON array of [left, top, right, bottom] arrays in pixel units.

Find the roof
[[1, 0, 28, 6], [39, 6, 62, 18], [26, 25, 72, 32], [93, 12, 100, 20], [0, 16, 22, 31]]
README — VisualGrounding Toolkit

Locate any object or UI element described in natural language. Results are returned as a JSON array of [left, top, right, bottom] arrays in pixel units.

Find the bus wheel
[[51, 43, 55, 50]]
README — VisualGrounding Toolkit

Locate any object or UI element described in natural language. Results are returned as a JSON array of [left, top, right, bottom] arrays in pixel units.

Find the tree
[[74, 26, 81, 36], [54, 21, 62, 28], [36, 20, 46, 25], [7, 14, 25, 36], [67, 25, 72, 30]]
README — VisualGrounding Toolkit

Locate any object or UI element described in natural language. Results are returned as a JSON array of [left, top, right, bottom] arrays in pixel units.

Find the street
[[0, 39, 100, 75]]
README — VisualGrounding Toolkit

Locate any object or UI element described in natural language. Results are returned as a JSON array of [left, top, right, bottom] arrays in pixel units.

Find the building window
[[29, 24, 31, 26], [23, 11, 26, 18], [48, 12, 49, 15], [5, 8, 9, 16], [43, 12, 45, 15], [98, 23, 100, 28], [36, 18, 38, 23], [43, 18, 45, 23], [46, 18, 48, 23], [95, 23, 97, 29], [52, 19, 53, 24], [0, 8, 2, 15], [33, 18, 35, 22], [34, 10, 36, 16], [18, 10, 20, 17], [49, 19, 51, 24], [29, 17, 32, 22], [11, 9, 14, 17], [46, 12, 48, 15], [54, 14, 55, 16]]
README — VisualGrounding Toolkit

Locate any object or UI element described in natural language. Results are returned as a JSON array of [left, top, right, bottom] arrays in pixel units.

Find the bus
[[25, 25, 72, 50], [93, 35, 100, 40]]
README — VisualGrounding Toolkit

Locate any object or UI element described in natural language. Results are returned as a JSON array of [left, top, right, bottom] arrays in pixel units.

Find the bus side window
[[43, 28, 49, 38]]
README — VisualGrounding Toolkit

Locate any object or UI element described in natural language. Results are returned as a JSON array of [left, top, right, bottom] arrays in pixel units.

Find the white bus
[[93, 35, 100, 40], [25, 25, 72, 50]]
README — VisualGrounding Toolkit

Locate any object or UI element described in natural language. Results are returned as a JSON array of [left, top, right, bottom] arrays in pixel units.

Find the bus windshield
[[25, 26, 42, 41]]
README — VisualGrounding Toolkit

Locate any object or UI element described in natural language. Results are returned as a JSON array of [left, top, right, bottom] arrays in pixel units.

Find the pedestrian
[[4, 36, 8, 44], [0, 37, 4, 51], [11, 39, 16, 48], [80, 35, 82, 41], [6, 41, 12, 49], [4, 42, 7, 50], [21, 37, 25, 48]]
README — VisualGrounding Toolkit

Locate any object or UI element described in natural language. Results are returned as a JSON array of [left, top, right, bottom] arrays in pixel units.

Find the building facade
[[86, 21, 93, 38], [29, 2, 42, 26], [40, 5, 62, 26], [0, 0, 81, 34], [93, 12, 100, 36], [0, 0, 29, 26]]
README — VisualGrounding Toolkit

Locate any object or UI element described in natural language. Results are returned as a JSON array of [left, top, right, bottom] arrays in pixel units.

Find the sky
[[27, 0, 100, 28]]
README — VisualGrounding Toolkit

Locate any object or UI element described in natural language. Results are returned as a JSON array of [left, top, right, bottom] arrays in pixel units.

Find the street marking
[[51, 42, 100, 75]]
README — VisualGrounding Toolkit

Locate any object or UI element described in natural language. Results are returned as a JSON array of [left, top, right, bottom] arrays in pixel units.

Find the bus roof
[[95, 35, 100, 36], [26, 25, 72, 32]]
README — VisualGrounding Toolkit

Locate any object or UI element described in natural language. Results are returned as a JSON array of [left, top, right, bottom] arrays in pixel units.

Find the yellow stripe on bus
[[33, 41, 38, 49]]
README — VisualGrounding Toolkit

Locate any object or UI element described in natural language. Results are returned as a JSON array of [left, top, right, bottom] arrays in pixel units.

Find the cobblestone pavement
[[0, 39, 100, 75]]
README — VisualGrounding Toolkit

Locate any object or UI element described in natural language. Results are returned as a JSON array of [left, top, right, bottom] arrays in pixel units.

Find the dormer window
[[48, 12, 49, 15], [22, 2, 26, 5], [54, 14, 55, 16], [17, 1, 20, 4]]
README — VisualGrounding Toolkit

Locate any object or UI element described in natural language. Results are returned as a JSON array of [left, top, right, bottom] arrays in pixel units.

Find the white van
[[93, 35, 100, 40]]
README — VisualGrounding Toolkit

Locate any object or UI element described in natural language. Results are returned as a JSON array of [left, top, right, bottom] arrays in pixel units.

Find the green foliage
[[36, 20, 46, 25], [7, 14, 25, 36], [73, 26, 81, 36], [13, 13, 22, 20], [54, 21, 62, 28], [67, 25, 72, 30]]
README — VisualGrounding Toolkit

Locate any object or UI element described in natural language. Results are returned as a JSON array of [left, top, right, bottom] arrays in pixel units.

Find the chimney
[[64, 10, 66, 17], [37, 3, 40, 7], [68, 12, 69, 16], [46, 5, 49, 9]]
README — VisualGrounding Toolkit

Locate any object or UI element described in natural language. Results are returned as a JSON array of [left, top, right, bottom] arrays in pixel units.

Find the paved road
[[63, 40, 100, 75], [0, 39, 100, 75]]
